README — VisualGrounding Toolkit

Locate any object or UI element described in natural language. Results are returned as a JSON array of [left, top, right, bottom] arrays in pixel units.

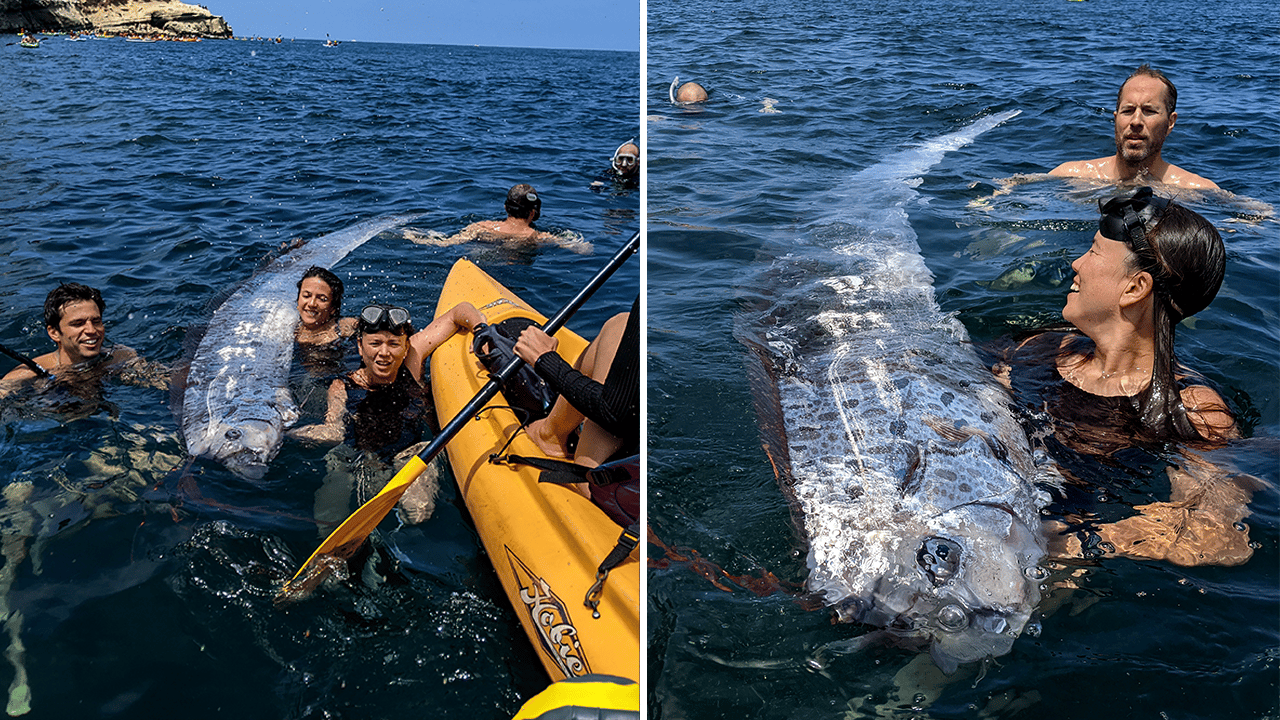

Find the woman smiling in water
[[995, 187, 1253, 566], [295, 266, 356, 347]]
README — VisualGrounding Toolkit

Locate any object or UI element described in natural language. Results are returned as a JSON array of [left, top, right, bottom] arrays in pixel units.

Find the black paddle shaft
[[0, 342, 51, 378], [413, 231, 639, 467]]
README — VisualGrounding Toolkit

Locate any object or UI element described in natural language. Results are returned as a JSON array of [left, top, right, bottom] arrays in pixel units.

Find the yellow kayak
[[430, 258, 640, 683]]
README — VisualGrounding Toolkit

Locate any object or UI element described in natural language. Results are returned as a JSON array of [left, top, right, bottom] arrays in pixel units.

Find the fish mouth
[[220, 446, 269, 480]]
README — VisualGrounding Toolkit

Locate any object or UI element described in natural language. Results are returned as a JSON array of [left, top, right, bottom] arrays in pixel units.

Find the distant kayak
[[19, 37, 39, 48]]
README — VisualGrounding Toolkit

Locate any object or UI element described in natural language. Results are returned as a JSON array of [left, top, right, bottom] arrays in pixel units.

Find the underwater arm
[[548, 232, 594, 255], [114, 347, 170, 390], [286, 378, 346, 445], [1050, 452, 1260, 567]]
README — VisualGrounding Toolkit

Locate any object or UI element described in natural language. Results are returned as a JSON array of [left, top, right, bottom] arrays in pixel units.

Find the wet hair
[[1101, 187, 1226, 440], [504, 183, 542, 221], [1117, 64, 1177, 114], [297, 266, 345, 314], [43, 282, 104, 329]]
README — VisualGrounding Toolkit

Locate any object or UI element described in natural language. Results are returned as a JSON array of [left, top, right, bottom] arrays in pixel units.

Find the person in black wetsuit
[[991, 187, 1255, 566], [591, 140, 640, 192], [513, 296, 639, 469]]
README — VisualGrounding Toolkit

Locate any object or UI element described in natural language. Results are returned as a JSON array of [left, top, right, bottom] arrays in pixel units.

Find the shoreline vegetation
[[0, 0, 233, 39]]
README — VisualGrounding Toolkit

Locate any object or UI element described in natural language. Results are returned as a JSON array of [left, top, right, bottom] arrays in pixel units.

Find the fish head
[[917, 502, 1047, 673], [831, 501, 1047, 674], [196, 417, 281, 480]]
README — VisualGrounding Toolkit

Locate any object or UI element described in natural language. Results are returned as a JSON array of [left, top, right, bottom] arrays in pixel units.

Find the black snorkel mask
[[1097, 186, 1170, 249], [358, 304, 412, 335]]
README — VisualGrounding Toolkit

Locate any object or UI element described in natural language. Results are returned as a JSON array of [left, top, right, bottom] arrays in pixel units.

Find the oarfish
[[180, 215, 411, 480], [740, 111, 1058, 672]]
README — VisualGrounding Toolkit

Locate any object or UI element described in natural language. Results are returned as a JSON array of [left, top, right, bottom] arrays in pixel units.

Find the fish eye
[[918, 536, 961, 586], [937, 604, 968, 632]]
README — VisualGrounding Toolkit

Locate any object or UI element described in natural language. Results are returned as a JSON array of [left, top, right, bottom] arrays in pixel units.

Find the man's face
[[357, 330, 408, 385], [1113, 75, 1176, 166], [48, 299, 105, 364], [613, 144, 639, 177]]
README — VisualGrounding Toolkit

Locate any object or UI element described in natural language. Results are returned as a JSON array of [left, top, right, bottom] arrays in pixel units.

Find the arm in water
[[1049, 450, 1261, 567], [286, 379, 347, 445]]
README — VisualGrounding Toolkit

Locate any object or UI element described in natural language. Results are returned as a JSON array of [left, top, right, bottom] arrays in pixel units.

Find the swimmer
[[991, 187, 1255, 566], [0, 283, 165, 398], [611, 140, 640, 180], [289, 301, 483, 446], [288, 302, 480, 527], [405, 184, 593, 253], [1051, 64, 1219, 189], [669, 76, 709, 104], [592, 139, 640, 191], [295, 266, 356, 346]]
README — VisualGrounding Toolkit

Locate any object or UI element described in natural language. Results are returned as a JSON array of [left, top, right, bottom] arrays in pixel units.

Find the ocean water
[[647, 0, 1278, 718], [1, 38, 638, 718]]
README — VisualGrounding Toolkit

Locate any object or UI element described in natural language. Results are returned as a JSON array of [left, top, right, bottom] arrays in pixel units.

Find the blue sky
[[207, 0, 640, 51]]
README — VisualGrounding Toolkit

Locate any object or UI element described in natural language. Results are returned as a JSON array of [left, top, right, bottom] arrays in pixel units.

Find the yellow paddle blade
[[277, 454, 428, 600]]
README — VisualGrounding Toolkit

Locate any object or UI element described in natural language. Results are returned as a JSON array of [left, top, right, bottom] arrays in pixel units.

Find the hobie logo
[[507, 546, 590, 677]]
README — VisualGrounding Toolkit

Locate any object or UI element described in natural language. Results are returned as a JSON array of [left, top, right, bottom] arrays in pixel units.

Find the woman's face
[[358, 330, 409, 384], [1063, 231, 1138, 329], [297, 277, 337, 328]]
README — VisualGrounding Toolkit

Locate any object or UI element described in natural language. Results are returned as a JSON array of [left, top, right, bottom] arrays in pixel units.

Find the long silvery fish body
[[181, 215, 412, 480], [740, 111, 1057, 673]]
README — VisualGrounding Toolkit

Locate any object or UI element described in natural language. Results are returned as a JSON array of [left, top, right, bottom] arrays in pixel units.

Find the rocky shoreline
[[1, 0, 232, 39]]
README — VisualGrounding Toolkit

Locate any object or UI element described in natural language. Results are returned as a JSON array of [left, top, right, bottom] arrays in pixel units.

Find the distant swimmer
[[611, 140, 640, 181], [669, 76, 708, 104], [1050, 64, 1219, 189], [406, 184, 592, 254], [0, 283, 166, 399], [592, 139, 640, 191]]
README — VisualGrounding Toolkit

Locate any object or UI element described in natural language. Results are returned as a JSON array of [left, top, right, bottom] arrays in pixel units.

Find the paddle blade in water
[[277, 454, 428, 601]]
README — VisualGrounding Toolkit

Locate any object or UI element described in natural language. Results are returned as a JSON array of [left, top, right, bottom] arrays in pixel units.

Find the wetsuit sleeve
[[532, 297, 640, 445]]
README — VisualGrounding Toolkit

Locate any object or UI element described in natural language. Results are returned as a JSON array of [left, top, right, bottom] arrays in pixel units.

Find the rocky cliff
[[1, 0, 232, 38]]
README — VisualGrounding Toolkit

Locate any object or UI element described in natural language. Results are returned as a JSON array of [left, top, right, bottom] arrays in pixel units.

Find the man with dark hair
[[406, 183, 591, 253], [1051, 64, 1218, 189], [0, 283, 162, 394]]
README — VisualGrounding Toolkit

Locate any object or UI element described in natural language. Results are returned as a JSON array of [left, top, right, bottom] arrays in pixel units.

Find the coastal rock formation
[[0, 0, 232, 38]]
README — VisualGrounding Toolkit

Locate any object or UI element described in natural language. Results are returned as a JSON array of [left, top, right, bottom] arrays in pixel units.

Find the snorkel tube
[[669, 76, 680, 104]]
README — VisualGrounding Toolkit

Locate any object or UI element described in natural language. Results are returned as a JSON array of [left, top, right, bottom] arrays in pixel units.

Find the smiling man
[[1051, 65, 1219, 189], [0, 283, 161, 395]]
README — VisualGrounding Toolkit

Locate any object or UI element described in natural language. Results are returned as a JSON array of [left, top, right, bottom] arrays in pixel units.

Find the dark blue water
[[1, 37, 638, 718], [647, 0, 1278, 717]]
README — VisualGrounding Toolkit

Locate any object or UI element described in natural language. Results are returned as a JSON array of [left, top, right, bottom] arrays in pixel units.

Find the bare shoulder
[[1049, 157, 1112, 178], [0, 365, 38, 384], [338, 317, 357, 337], [1181, 384, 1238, 441], [110, 345, 139, 363], [1163, 164, 1220, 190]]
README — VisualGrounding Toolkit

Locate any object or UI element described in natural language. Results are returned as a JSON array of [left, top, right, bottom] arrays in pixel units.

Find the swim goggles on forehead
[[358, 304, 411, 333], [1097, 186, 1169, 247]]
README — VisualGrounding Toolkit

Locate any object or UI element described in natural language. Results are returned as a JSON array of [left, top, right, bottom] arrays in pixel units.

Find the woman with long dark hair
[[995, 187, 1254, 566]]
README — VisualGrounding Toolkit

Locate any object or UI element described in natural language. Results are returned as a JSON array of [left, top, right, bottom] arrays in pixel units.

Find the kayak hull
[[430, 258, 640, 683]]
